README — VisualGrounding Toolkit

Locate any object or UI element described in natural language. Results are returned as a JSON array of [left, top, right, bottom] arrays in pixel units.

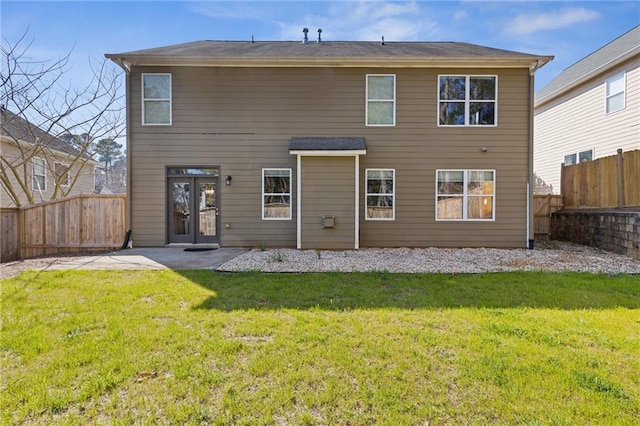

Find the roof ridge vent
[[381, 36, 385, 46], [317, 28, 322, 43], [302, 28, 309, 44]]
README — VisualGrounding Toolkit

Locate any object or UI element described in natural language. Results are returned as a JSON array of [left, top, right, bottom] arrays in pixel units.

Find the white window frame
[[564, 148, 594, 166], [435, 169, 496, 221], [437, 75, 498, 127], [366, 74, 396, 127], [54, 162, 70, 187], [142, 73, 172, 126], [32, 157, 47, 191], [365, 168, 395, 221], [605, 71, 625, 114], [262, 168, 292, 221]]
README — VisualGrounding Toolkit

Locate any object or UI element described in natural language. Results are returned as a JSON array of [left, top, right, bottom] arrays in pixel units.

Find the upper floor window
[[436, 170, 495, 221], [366, 169, 395, 220], [262, 168, 292, 220], [142, 73, 172, 125], [366, 74, 395, 126], [32, 157, 46, 191], [605, 72, 625, 114], [439, 75, 497, 126]]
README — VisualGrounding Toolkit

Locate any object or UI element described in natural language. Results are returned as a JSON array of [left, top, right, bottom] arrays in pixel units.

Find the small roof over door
[[289, 137, 366, 156]]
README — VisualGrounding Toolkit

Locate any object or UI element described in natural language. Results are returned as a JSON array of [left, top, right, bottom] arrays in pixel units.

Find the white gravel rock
[[217, 242, 640, 274]]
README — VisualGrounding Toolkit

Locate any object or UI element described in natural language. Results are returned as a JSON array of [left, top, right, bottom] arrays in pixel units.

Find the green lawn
[[2, 270, 639, 425]]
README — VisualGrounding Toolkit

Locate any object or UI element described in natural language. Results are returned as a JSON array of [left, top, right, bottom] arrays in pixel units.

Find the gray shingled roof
[[1, 107, 84, 157], [536, 25, 640, 105], [289, 137, 366, 151], [107, 40, 545, 60]]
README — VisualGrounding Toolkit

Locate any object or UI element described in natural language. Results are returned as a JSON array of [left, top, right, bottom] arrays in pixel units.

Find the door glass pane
[[172, 183, 190, 235], [199, 183, 216, 237]]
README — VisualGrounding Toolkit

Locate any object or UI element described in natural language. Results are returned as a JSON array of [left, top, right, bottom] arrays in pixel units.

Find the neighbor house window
[[605, 72, 625, 114], [438, 75, 497, 126], [564, 149, 593, 165], [32, 157, 46, 191], [366, 169, 395, 220], [262, 168, 292, 220], [436, 170, 495, 220], [366, 74, 395, 126], [55, 162, 69, 187], [142, 73, 172, 125]]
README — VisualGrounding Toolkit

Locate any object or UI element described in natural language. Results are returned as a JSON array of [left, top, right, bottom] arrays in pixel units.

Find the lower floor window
[[32, 157, 46, 191], [436, 170, 495, 220], [564, 149, 593, 166], [366, 169, 395, 220], [262, 168, 291, 220]]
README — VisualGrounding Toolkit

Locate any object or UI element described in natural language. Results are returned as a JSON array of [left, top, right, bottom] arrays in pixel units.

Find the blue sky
[[2, 1, 639, 92]]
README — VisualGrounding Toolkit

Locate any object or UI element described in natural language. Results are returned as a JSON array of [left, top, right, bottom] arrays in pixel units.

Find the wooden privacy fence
[[561, 149, 640, 208], [533, 194, 564, 240], [1, 208, 20, 262], [0, 194, 126, 262]]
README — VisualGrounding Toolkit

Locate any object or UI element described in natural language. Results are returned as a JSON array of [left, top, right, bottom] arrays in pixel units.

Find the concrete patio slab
[[40, 248, 248, 272]]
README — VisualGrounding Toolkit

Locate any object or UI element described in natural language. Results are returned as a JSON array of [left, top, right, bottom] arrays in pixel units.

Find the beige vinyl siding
[[534, 56, 640, 193], [300, 157, 355, 249], [0, 140, 95, 208], [129, 66, 531, 248]]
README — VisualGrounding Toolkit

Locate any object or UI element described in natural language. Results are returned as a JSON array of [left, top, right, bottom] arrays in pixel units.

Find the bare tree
[[1, 31, 124, 207]]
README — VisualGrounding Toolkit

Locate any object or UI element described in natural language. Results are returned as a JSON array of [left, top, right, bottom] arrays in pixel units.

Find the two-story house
[[106, 34, 551, 249], [1, 107, 98, 208], [534, 25, 639, 193]]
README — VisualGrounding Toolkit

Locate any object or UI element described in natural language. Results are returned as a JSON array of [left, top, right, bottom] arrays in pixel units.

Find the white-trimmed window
[[438, 75, 497, 126], [366, 74, 396, 126], [32, 157, 46, 191], [436, 170, 495, 221], [605, 72, 625, 114], [142, 73, 172, 125], [366, 169, 395, 220], [55, 162, 70, 187], [564, 149, 593, 166], [262, 168, 292, 220]]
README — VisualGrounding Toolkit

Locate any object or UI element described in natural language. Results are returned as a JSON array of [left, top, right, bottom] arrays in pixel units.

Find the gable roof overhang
[[106, 41, 552, 73]]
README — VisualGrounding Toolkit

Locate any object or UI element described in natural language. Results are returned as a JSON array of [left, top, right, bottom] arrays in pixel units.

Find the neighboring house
[[534, 25, 640, 193], [0, 107, 97, 207], [106, 34, 551, 249]]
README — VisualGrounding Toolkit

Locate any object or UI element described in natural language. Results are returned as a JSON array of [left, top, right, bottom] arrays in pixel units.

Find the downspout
[[111, 58, 133, 247], [527, 60, 541, 249]]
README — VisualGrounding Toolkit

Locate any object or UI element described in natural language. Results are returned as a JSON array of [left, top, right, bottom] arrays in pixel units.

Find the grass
[[1, 270, 639, 425]]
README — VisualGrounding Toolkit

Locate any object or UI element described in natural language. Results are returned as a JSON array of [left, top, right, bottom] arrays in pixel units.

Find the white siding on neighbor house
[[0, 140, 96, 207], [534, 56, 640, 193]]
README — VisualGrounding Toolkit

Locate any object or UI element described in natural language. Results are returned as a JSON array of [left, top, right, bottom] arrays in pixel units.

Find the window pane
[[468, 196, 493, 219], [264, 196, 290, 218], [264, 176, 290, 194], [368, 76, 394, 100], [366, 196, 393, 219], [367, 178, 393, 194], [144, 100, 170, 124], [467, 171, 494, 194], [437, 171, 464, 194], [144, 75, 170, 99], [439, 76, 465, 100], [469, 102, 495, 125], [437, 196, 463, 219], [564, 154, 577, 165], [172, 183, 190, 235], [469, 77, 496, 100], [367, 102, 394, 125], [264, 169, 290, 177], [578, 150, 593, 163], [606, 93, 624, 113], [167, 168, 219, 176], [606, 74, 624, 96], [439, 102, 465, 125]]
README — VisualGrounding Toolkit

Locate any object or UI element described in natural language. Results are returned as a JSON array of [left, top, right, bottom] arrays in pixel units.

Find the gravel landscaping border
[[216, 241, 640, 274]]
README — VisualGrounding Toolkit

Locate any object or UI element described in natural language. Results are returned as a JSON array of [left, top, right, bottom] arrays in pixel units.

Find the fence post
[[616, 148, 624, 209]]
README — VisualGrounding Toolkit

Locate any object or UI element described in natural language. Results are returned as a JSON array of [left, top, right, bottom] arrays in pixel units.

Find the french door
[[167, 168, 219, 244]]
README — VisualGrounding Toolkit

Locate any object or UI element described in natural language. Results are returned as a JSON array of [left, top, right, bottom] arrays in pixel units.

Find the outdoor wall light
[[225, 176, 232, 186]]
